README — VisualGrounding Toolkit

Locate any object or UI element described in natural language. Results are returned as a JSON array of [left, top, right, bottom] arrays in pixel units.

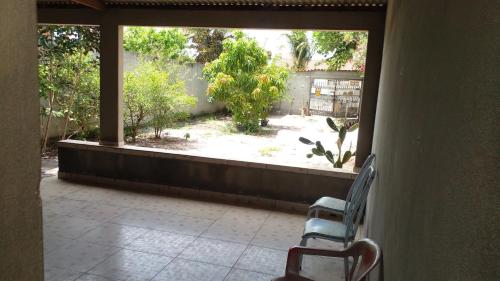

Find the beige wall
[[124, 53, 226, 116], [125, 52, 365, 117], [0, 1, 44, 280], [366, 0, 499, 280]]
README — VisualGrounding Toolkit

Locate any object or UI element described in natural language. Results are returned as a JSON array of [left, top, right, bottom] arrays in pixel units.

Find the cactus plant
[[299, 118, 358, 168]]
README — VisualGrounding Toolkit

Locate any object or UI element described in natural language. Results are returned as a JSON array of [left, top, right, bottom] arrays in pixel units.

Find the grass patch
[[259, 146, 281, 157], [219, 122, 239, 134]]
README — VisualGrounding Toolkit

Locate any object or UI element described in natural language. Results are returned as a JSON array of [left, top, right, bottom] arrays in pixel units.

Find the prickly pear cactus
[[299, 117, 358, 168]]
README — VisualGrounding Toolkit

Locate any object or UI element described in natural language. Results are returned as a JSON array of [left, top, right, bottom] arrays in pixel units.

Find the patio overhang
[[37, 0, 386, 203], [39, 0, 386, 10]]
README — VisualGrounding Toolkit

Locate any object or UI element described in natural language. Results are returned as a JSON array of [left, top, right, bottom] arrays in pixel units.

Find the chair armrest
[[285, 246, 347, 276]]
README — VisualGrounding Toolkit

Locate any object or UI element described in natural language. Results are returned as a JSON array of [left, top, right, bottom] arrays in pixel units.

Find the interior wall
[[366, 0, 499, 280], [0, 1, 44, 280]]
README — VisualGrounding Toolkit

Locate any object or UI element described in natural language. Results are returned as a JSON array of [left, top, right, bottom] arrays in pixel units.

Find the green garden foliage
[[123, 65, 148, 142], [189, 29, 230, 64], [123, 27, 197, 141], [124, 61, 196, 141], [312, 31, 367, 71], [57, 52, 100, 140], [286, 31, 313, 71], [124, 27, 191, 62], [38, 25, 100, 62], [147, 63, 196, 138], [38, 25, 100, 151], [203, 32, 289, 132], [299, 118, 358, 168]]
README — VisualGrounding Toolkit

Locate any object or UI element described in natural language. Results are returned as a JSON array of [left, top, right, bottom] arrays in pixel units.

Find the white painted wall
[[124, 52, 226, 116]]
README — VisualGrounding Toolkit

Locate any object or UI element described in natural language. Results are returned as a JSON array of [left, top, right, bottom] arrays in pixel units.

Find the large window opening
[[123, 27, 368, 172]]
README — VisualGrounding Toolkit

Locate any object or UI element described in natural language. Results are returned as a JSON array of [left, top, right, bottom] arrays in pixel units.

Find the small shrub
[[73, 126, 99, 141], [219, 122, 238, 134], [124, 63, 150, 142], [147, 63, 197, 138], [124, 60, 197, 141], [203, 32, 288, 133]]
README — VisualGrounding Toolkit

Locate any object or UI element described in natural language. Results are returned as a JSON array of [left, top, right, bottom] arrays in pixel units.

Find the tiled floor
[[41, 177, 345, 281]]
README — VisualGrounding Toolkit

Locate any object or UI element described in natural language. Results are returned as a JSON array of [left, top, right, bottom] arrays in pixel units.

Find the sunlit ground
[[130, 114, 358, 172]]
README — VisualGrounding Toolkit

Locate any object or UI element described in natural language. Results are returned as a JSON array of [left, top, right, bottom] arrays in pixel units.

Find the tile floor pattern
[[42, 177, 346, 281]]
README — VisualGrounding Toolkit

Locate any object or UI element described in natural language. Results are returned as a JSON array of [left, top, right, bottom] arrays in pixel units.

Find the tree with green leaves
[[123, 27, 191, 62], [38, 25, 100, 152], [123, 60, 196, 141], [57, 51, 100, 140], [189, 29, 230, 64], [38, 25, 100, 62], [312, 31, 367, 71], [257, 61, 289, 122], [70, 62, 100, 140], [124, 64, 150, 142], [147, 62, 196, 138], [286, 31, 313, 71], [39, 55, 65, 149], [203, 32, 289, 132], [350, 33, 368, 72]]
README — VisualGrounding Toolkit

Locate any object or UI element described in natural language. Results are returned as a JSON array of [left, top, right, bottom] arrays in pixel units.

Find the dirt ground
[[130, 114, 358, 172]]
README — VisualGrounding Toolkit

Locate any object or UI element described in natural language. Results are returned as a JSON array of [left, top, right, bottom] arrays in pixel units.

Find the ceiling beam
[[72, 0, 105, 11], [38, 8, 385, 30]]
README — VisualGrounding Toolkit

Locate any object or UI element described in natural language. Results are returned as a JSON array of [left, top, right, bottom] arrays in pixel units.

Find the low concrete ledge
[[58, 140, 355, 204], [59, 172, 310, 214]]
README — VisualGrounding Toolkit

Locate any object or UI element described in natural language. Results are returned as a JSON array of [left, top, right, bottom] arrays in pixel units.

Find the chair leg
[[343, 240, 350, 281], [298, 237, 308, 270], [344, 257, 349, 281]]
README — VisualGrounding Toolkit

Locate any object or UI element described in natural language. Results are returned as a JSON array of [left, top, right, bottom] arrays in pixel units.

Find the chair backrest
[[343, 166, 376, 240], [278, 239, 381, 281], [344, 154, 376, 211], [345, 239, 382, 281]]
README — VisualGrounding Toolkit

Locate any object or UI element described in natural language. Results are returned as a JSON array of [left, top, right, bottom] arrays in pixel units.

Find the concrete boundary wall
[[58, 140, 355, 205], [125, 53, 364, 116], [124, 52, 226, 116]]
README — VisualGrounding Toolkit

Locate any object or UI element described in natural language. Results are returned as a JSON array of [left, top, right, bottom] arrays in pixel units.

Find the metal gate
[[309, 78, 363, 117]]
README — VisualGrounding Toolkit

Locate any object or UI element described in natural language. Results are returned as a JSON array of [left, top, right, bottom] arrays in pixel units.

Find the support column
[[355, 27, 385, 168], [99, 21, 124, 146]]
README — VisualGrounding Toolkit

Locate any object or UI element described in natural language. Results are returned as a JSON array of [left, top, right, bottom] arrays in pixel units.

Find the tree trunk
[[132, 128, 137, 142], [62, 53, 83, 140], [62, 112, 70, 140], [154, 126, 161, 138], [42, 61, 57, 154], [42, 91, 54, 154], [61, 90, 77, 140]]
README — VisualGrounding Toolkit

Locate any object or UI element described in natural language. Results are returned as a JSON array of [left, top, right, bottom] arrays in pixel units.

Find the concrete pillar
[[355, 28, 385, 168], [0, 1, 44, 280], [366, 0, 499, 280], [99, 21, 124, 146]]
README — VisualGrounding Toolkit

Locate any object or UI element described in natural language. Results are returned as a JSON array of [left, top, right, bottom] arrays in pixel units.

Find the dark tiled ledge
[[58, 140, 357, 180], [58, 140, 355, 204], [58, 171, 310, 214]]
